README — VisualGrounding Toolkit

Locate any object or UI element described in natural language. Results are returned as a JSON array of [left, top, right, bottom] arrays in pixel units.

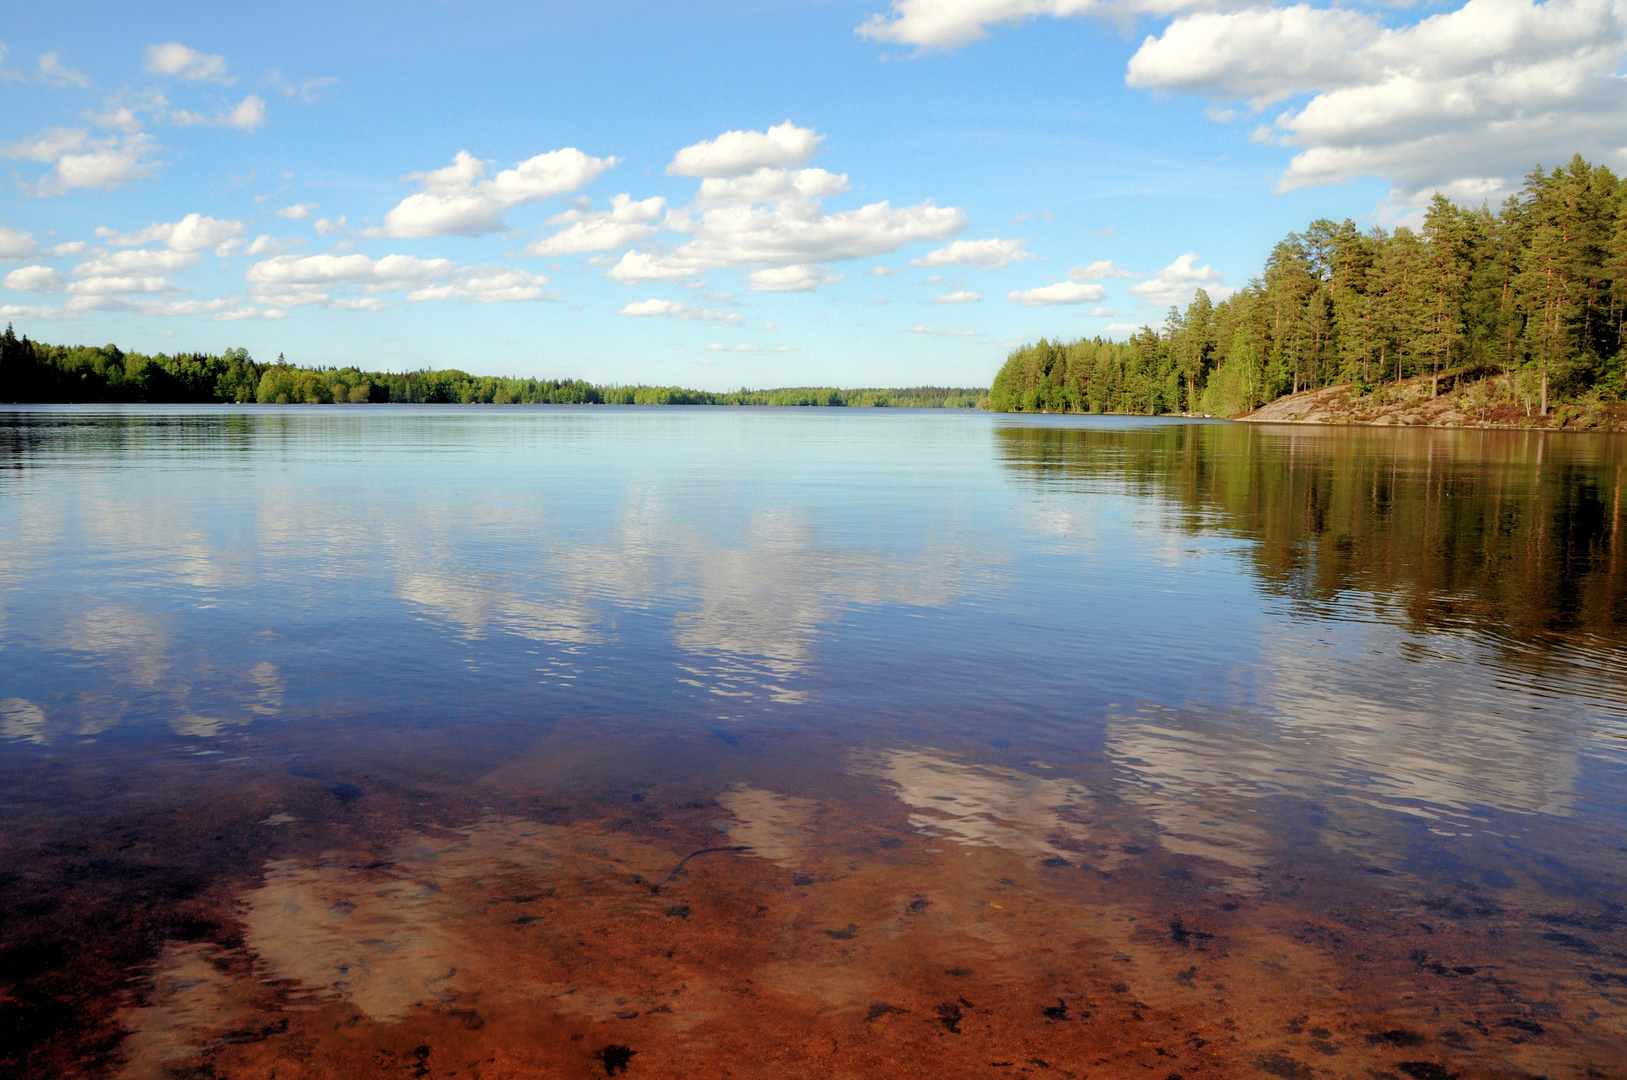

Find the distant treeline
[[0, 326, 983, 408], [991, 154, 1627, 417]]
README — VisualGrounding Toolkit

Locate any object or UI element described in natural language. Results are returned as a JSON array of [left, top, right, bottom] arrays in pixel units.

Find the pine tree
[[1264, 236, 1316, 393], [1329, 221, 1375, 384], [1421, 194, 1471, 396], [1369, 227, 1424, 384]]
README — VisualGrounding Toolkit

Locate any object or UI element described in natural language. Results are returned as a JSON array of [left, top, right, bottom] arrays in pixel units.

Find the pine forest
[[989, 156, 1627, 425]]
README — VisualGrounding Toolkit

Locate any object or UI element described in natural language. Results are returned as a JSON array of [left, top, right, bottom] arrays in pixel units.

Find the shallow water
[[1, 405, 1624, 1079]]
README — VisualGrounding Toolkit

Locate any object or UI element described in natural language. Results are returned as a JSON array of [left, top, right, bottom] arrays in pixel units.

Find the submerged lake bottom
[[1, 406, 1625, 1079]]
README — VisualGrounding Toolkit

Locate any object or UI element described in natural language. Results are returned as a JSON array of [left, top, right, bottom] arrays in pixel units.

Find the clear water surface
[[2, 405, 1624, 1079]]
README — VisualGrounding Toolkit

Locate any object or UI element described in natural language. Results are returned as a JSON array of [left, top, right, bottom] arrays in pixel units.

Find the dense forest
[[0, 325, 981, 408], [990, 155, 1627, 418]]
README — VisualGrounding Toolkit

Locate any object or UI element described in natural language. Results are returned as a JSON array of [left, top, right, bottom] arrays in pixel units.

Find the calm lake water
[[2, 405, 1625, 1079]]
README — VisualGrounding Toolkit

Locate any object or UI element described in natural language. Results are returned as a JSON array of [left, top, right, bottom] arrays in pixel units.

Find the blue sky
[[2, 0, 1621, 389]]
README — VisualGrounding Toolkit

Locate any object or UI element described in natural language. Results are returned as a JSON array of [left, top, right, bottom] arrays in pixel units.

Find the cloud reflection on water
[[393, 488, 983, 703], [0, 698, 48, 744], [1107, 618, 1621, 874], [718, 784, 820, 867], [871, 750, 1128, 872]]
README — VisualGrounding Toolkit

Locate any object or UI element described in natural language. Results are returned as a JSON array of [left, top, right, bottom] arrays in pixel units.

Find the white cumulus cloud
[[247, 252, 452, 288], [933, 289, 981, 303], [1, 232, 93, 263], [379, 148, 617, 238], [1127, 0, 1627, 206], [607, 250, 705, 284], [0, 227, 40, 261], [406, 267, 548, 303], [276, 204, 316, 219], [212, 306, 286, 321], [252, 288, 328, 308], [694, 168, 850, 208], [1127, 254, 1233, 306], [96, 214, 243, 254], [749, 264, 842, 292], [1068, 260, 1136, 280], [73, 249, 200, 276], [858, 0, 1156, 50], [617, 197, 965, 286], [911, 236, 1030, 268], [144, 43, 230, 83], [668, 122, 823, 178], [246, 253, 544, 306], [1127, 6, 1374, 108], [618, 298, 746, 322], [1006, 280, 1108, 306], [526, 193, 666, 255], [0, 304, 73, 319], [3, 129, 158, 197], [228, 94, 267, 131], [243, 234, 302, 256], [593, 127, 968, 294], [268, 70, 340, 103], [62, 275, 184, 312], [4, 266, 66, 292], [314, 215, 347, 236], [37, 52, 93, 89], [172, 94, 266, 132]]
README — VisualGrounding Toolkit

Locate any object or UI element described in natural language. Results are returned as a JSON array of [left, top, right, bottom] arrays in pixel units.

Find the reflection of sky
[[0, 408, 1001, 739], [870, 749, 1128, 872], [1, 407, 1625, 890], [1106, 615, 1627, 872], [387, 462, 987, 702]]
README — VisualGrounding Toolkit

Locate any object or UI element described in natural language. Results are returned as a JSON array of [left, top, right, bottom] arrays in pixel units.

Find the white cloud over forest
[[1128, 0, 1627, 205], [609, 136, 966, 291], [1006, 280, 1107, 306], [4, 266, 66, 292], [1068, 260, 1135, 281], [1127, 253, 1233, 306], [245, 252, 547, 308], [379, 148, 617, 238]]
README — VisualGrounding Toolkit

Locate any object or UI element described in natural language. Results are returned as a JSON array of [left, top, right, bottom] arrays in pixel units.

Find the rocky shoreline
[[1239, 374, 1627, 432]]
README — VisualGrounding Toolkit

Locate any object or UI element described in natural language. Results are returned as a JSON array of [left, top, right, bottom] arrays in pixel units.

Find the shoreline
[[1236, 374, 1627, 433]]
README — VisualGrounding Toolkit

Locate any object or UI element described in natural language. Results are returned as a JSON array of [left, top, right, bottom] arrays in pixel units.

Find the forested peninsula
[[0, 326, 981, 408], [990, 155, 1627, 430]]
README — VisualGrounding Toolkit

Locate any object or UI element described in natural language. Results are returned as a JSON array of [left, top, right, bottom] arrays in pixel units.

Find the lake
[[2, 405, 1624, 1079]]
